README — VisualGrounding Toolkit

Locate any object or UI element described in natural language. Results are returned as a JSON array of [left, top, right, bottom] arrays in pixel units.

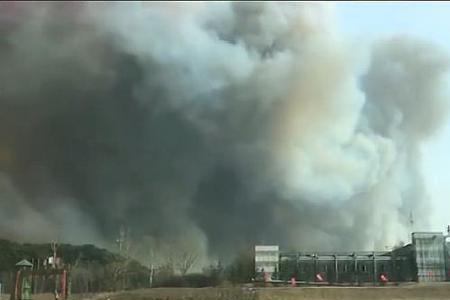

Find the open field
[[257, 283, 450, 300], [7, 283, 450, 300]]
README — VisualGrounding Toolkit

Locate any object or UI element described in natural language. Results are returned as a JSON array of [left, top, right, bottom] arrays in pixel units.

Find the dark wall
[[278, 250, 416, 284]]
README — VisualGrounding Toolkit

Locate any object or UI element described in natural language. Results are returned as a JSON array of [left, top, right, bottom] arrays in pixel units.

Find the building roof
[[16, 259, 33, 268]]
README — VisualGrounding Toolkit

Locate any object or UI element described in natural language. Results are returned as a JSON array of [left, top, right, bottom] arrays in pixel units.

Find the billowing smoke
[[0, 2, 448, 263]]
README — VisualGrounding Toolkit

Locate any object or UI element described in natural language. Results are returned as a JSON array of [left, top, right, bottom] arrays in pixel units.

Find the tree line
[[0, 239, 255, 293]]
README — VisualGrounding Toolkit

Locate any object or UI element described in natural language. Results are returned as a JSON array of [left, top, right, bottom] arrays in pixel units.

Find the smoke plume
[[0, 2, 449, 263]]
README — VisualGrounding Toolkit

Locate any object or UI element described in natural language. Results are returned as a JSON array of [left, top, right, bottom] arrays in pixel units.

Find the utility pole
[[149, 264, 154, 288], [149, 247, 157, 288], [148, 248, 154, 288], [409, 211, 414, 233], [125, 226, 132, 259], [51, 241, 58, 269], [372, 252, 377, 286], [116, 225, 126, 254], [51, 241, 59, 300]]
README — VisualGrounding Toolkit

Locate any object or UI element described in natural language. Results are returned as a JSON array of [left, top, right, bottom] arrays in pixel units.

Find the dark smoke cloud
[[0, 2, 449, 264]]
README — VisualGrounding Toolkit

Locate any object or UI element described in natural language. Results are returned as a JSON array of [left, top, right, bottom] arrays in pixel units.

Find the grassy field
[[9, 283, 450, 300], [258, 283, 450, 300]]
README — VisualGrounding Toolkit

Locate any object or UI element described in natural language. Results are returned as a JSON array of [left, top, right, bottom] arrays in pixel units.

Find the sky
[[335, 1, 450, 234]]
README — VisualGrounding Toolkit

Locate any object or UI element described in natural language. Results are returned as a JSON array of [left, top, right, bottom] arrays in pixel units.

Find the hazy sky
[[335, 2, 450, 233]]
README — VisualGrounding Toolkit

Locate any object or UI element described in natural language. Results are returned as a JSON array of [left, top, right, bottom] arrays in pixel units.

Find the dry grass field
[[7, 283, 450, 300], [257, 283, 450, 300]]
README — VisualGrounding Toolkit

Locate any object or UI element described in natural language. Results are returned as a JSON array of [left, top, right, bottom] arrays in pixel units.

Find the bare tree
[[176, 250, 198, 275], [104, 260, 129, 291], [138, 236, 200, 277]]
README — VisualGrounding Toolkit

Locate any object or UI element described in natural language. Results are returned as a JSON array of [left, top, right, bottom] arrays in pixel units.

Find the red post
[[14, 270, 21, 300], [60, 270, 67, 300], [290, 277, 296, 287], [264, 272, 271, 283]]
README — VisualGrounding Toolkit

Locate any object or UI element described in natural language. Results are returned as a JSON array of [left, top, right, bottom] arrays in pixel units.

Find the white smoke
[[94, 2, 449, 249]]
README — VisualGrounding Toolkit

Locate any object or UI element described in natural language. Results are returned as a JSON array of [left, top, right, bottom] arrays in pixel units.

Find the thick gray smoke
[[0, 2, 449, 263]]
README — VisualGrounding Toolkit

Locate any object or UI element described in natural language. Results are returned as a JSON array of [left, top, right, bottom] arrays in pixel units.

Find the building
[[412, 232, 447, 282], [254, 245, 279, 281], [255, 231, 450, 284]]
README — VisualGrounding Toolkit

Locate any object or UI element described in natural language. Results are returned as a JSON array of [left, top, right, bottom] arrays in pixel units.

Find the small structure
[[15, 260, 33, 269], [10, 260, 70, 300], [13, 260, 33, 300]]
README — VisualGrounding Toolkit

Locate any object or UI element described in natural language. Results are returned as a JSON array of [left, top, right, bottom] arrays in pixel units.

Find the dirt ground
[[257, 283, 450, 300], [7, 283, 450, 300]]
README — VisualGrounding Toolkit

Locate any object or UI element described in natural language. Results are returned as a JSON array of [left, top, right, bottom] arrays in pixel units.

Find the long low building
[[255, 231, 450, 284]]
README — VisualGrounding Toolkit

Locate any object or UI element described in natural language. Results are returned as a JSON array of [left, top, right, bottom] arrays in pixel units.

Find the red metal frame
[[11, 269, 69, 300]]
